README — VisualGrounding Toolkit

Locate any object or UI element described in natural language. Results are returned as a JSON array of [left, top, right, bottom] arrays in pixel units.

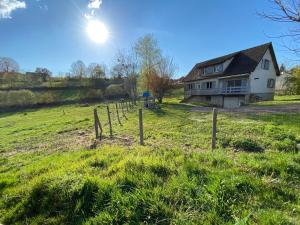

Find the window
[[203, 81, 216, 89], [267, 79, 275, 88], [226, 79, 245, 87], [262, 59, 270, 70], [204, 66, 214, 75], [206, 82, 212, 89], [187, 84, 193, 90], [214, 64, 223, 73]]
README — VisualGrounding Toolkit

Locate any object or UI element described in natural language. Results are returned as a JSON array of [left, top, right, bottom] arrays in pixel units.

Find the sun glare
[[86, 20, 109, 44]]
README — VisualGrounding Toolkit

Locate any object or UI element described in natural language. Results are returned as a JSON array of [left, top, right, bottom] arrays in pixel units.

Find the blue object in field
[[143, 91, 150, 97]]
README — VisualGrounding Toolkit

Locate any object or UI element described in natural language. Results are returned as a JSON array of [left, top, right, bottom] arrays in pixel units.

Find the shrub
[[36, 92, 57, 104], [105, 84, 126, 98], [84, 89, 103, 101], [6, 90, 36, 107], [0, 91, 8, 107]]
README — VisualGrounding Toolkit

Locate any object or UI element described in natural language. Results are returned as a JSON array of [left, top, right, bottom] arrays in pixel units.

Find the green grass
[[251, 95, 300, 106], [0, 97, 299, 224]]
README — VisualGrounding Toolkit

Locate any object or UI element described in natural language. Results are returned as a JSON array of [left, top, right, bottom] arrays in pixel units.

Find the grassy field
[[0, 96, 299, 224]]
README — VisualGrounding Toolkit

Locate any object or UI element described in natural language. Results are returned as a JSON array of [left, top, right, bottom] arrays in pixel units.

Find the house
[[183, 42, 280, 108]]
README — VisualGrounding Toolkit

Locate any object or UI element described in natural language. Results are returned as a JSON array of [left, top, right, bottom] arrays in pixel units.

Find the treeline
[[0, 89, 103, 108], [0, 34, 184, 109], [0, 83, 132, 109]]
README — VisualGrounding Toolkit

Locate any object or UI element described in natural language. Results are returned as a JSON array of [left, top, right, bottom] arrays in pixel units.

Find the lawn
[[0, 97, 299, 225], [250, 95, 300, 106]]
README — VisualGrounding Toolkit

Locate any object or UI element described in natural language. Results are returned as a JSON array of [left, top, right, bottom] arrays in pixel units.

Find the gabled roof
[[183, 42, 280, 82]]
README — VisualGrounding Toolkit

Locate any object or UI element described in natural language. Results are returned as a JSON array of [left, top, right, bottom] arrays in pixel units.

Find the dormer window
[[204, 66, 214, 75], [214, 64, 223, 73], [203, 63, 223, 75], [262, 59, 270, 70]]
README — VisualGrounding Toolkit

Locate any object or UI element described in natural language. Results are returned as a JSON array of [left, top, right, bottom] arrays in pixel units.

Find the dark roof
[[183, 42, 280, 82]]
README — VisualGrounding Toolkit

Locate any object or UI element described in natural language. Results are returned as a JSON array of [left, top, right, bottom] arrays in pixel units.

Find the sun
[[86, 20, 109, 44]]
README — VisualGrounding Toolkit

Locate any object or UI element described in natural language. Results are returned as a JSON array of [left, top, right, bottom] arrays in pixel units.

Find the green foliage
[[105, 84, 126, 97], [287, 66, 300, 94], [0, 89, 104, 108], [0, 90, 36, 107]]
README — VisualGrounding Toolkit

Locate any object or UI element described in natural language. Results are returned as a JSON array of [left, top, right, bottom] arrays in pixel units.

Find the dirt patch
[[190, 104, 300, 114]]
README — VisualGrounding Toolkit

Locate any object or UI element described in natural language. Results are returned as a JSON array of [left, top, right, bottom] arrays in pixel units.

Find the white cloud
[[0, 0, 26, 19], [88, 0, 102, 9]]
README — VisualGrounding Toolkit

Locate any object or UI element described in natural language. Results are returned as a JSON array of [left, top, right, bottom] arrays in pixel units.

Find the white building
[[183, 43, 280, 108]]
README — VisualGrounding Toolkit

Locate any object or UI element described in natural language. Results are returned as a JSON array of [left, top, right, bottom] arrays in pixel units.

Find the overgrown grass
[[0, 97, 299, 224], [0, 89, 104, 108]]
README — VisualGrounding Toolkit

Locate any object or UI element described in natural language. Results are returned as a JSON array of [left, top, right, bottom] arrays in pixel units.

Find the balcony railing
[[185, 86, 249, 96], [190, 89, 219, 95], [221, 86, 249, 94]]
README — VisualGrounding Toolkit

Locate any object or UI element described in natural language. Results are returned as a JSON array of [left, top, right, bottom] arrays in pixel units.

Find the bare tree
[[35, 67, 52, 82], [70, 60, 86, 79], [259, 0, 300, 54], [0, 57, 19, 72], [134, 34, 161, 91], [111, 50, 139, 98], [87, 63, 105, 79], [148, 56, 176, 103]]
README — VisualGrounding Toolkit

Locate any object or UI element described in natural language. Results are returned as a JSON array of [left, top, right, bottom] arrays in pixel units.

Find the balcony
[[221, 86, 249, 94], [185, 86, 249, 97], [190, 89, 219, 95]]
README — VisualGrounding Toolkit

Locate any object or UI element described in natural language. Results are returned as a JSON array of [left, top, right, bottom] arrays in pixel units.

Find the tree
[[87, 63, 105, 79], [111, 50, 139, 98], [259, 0, 300, 54], [134, 34, 161, 91], [35, 67, 52, 82], [0, 57, 19, 72], [286, 65, 300, 94], [148, 56, 176, 103], [70, 60, 86, 79]]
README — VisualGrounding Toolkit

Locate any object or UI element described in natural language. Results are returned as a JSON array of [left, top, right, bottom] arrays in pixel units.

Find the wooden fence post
[[107, 105, 113, 138], [94, 108, 99, 139], [94, 108, 103, 140], [212, 108, 217, 150], [139, 109, 144, 145], [126, 101, 129, 112], [121, 102, 127, 120], [116, 103, 122, 125]]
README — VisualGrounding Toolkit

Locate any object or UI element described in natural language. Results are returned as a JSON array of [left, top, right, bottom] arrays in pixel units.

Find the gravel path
[[190, 104, 300, 114]]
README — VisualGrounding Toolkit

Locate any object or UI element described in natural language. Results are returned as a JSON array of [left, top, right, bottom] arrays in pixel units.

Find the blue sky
[[0, 0, 295, 77]]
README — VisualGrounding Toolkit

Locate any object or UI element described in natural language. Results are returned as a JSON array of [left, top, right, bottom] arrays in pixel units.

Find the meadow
[[0, 95, 299, 225]]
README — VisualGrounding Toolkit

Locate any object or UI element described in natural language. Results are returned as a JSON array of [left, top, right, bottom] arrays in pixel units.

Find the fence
[[93, 100, 218, 149], [93, 98, 144, 145]]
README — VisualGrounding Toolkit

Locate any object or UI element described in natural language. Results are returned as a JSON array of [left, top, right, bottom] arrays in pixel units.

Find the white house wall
[[250, 49, 277, 95]]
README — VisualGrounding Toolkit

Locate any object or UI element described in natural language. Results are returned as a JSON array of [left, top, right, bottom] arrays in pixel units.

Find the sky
[[0, 0, 296, 77]]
